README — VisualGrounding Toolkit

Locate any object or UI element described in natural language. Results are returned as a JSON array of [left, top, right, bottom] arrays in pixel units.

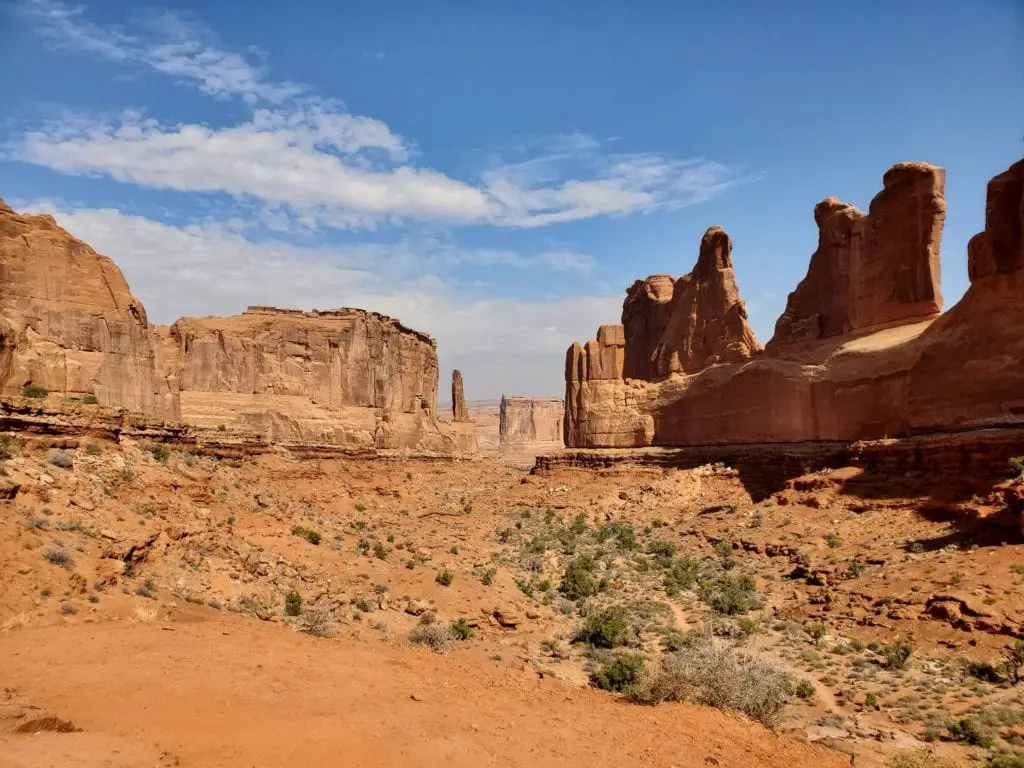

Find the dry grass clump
[[631, 638, 793, 729]]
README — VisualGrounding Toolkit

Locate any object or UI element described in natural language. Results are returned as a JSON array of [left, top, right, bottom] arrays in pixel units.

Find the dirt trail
[[0, 618, 846, 768]]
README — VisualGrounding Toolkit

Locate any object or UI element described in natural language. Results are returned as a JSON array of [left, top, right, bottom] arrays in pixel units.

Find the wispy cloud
[[16, 0, 305, 104], [10, 0, 749, 231]]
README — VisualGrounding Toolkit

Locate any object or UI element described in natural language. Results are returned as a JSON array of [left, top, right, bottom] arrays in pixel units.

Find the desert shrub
[[660, 628, 702, 652], [373, 541, 387, 560], [135, 577, 158, 598], [592, 653, 646, 693], [480, 567, 496, 586], [574, 606, 635, 649], [149, 443, 169, 463], [0, 433, 14, 460], [647, 539, 677, 560], [888, 748, 966, 768], [699, 572, 761, 615], [22, 384, 48, 399], [285, 590, 303, 616], [946, 717, 994, 748], [48, 451, 74, 470], [824, 532, 840, 548], [299, 609, 332, 638], [216, 424, 226, 432], [664, 555, 699, 595], [410, 622, 454, 655], [1011, 457, 1024, 477], [26, 515, 48, 529], [450, 619, 474, 641], [44, 547, 74, 569], [560, 554, 598, 600], [1003, 639, 1024, 685], [880, 639, 913, 670], [568, 512, 588, 535], [81, 393, 99, 405], [435, 569, 454, 587], [805, 621, 827, 644], [795, 680, 815, 700], [631, 639, 794, 729], [354, 502, 367, 512], [59, 602, 77, 616], [291, 525, 321, 545], [714, 540, 735, 569], [84, 442, 101, 456], [965, 659, 1004, 683], [989, 755, 1024, 768], [597, 522, 636, 550]]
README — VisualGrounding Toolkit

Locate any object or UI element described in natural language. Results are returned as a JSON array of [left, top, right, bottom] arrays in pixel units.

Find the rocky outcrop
[[500, 396, 563, 446], [625, 227, 760, 379], [155, 307, 470, 452], [564, 158, 1024, 449], [767, 163, 945, 351], [451, 370, 470, 422], [0, 198, 178, 418]]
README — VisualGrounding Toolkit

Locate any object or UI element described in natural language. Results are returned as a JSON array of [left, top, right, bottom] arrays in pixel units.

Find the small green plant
[[48, 451, 74, 469], [946, 717, 994, 747], [22, 384, 48, 399], [284, 590, 303, 616], [149, 443, 170, 463], [864, 692, 879, 709], [409, 621, 454, 655], [1011, 457, 1024, 477], [1002, 639, 1024, 685], [805, 621, 827, 644], [646, 539, 677, 559], [480, 567, 496, 586], [135, 577, 158, 598], [574, 606, 634, 648], [795, 680, 815, 700], [699, 572, 761, 616], [291, 525, 321, 545], [664, 555, 699, 596], [560, 554, 598, 600], [880, 639, 913, 670], [84, 442, 101, 456], [44, 547, 74, 569], [354, 502, 367, 512], [824, 532, 840, 549], [909, 541, 925, 554], [450, 619, 474, 641], [373, 541, 387, 560], [435, 569, 454, 587], [216, 423, 226, 432], [597, 522, 636, 550], [449, 545, 459, 555], [0, 433, 15, 460], [81, 393, 99, 405], [592, 653, 646, 693]]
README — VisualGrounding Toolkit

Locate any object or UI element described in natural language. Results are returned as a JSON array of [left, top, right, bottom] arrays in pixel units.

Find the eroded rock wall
[[564, 158, 1024, 449], [452, 369, 470, 422], [500, 396, 564, 446], [0, 198, 178, 418]]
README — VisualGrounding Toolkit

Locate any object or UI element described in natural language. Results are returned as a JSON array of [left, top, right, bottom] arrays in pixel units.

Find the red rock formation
[[499, 396, 563, 446], [768, 163, 945, 351], [0, 198, 178, 418], [564, 157, 1024, 449], [622, 227, 760, 380], [451, 369, 470, 422]]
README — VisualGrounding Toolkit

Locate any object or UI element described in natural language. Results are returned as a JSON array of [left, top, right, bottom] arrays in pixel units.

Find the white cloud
[[23, 203, 619, 397], [16, 0, 305, 104]]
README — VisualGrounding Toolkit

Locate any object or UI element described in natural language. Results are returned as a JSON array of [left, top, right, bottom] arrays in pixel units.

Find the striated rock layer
[[0, 198, 178, 418], [500, 396, 564, 446], [0, 197, 473, 454], [565, 158, 1024, 449], [155, 307, 473, 452]]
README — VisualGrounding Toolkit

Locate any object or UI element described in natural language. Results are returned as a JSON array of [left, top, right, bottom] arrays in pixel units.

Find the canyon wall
[[0, 198, 178, 418], [500, 396, 564, 446], [0, 197, 472, 453], [565, 158, 1024, 449]]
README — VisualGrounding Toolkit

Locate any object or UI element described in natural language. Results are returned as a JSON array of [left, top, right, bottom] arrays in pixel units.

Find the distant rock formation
[[768, 163, 945, 351], [564, 157, 1024, 448], [0, 198, 178, 418], [500, 396, 564, 446], [451, 369, 470, 422], [0, 197, 474, 454]]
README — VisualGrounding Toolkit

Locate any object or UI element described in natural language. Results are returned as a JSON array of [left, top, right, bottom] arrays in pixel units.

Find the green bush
[[1011, 456, 1024, 477], [647, 539, 677, 559], [81, 393, 99, 405], [664, 555, 699, 595], [592, 653, 646, 693], [450, 619, 474, 641], [149, 443, 170, 463], [946, 717, 994, 748], [597, 522, 636, 550], [574, 606, 634, 648], [795, 680, 815, 700], [410, 622, 454, 655], [435, 569, 454, 587], [84, 442, 101, 456], [285, 590, 303, 616], [699, 572, 761, 615], [480, 567, 496, 586], [0, 433, 14, 460], [49, 451, 74, 470], [880, 639, 913, 670], [560, 554, 598, 600], [22, 384, 48, 399], [291, 525, 321, 545]]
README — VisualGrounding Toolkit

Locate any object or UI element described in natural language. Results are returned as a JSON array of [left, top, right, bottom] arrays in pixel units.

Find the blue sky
[[1, 0, 1022, 400]]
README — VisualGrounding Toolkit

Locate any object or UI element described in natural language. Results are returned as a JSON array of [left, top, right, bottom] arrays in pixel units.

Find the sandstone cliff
[[500, 396, 564, 446], [564, 158, 1024, 449], [155, 307, 472, 452], [0, 198, 178, 418], [767, 163, 945, 351]]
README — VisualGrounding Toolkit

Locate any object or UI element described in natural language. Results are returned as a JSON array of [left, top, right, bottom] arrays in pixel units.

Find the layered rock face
[[500, 396, 564, 446], [768, 163, 945, 351], [564, 158, 1024, 448], [451, 370, 470, 422], [155, 307, 470, 451], [0, 198, 178, 418]]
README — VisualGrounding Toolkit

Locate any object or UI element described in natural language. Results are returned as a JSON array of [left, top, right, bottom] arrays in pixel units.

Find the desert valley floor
[[2, 439, 1023, 767]]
